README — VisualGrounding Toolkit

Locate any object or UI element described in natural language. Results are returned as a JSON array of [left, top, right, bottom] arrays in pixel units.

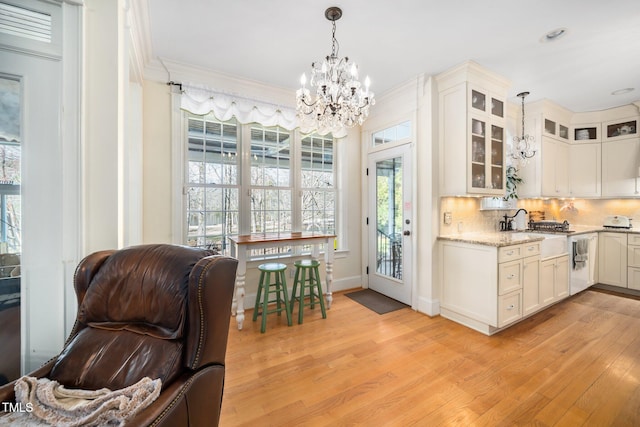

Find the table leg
[[232, 247, 247, 330], [324, 238, 334, 309]]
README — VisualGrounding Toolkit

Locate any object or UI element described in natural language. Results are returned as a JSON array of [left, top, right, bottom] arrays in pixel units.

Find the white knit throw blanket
[[0, 376, 161, 427]]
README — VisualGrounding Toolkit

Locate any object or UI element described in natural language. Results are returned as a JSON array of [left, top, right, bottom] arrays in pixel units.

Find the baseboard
[[417, 296, 440, 317], [331, 275, 362, 293]]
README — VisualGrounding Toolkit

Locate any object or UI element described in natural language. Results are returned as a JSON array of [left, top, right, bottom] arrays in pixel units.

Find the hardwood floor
[[220, 289, 640, 426]]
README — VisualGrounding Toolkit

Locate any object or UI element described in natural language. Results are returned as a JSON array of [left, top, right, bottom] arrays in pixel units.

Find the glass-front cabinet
[[436, 61, 510, 197], [468, 88, 505, 195]]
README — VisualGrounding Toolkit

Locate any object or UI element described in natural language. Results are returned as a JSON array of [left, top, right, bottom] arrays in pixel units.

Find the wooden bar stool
[[290, 259, 326, 324], [253, 262, 292, 333]]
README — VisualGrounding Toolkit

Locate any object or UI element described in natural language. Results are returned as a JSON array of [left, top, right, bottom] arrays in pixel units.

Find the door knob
[[403, 230, 410, 236]]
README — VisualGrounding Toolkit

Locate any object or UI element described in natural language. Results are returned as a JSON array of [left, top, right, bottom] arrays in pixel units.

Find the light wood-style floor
[[220, 289, 640, 426]]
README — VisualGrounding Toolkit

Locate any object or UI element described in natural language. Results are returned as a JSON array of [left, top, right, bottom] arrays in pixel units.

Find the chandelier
[[296, 7, 374, 136], [511, 91, 536, 167]]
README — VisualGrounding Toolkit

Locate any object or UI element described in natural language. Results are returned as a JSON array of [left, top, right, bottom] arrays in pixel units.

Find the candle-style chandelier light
[[296, 7, 375, 137], [511, 91, 536, 166]]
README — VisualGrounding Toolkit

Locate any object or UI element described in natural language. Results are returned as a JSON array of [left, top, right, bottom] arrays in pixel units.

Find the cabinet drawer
[[499, 244, 522, 263], [499, 260, 522, 295], [498, 290, 522, 327], [522, 242, 541, 257], [628, 234, 640, 246]]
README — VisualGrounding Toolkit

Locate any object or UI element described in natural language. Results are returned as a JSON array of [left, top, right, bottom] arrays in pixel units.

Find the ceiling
[[146, 0, 640, 112]]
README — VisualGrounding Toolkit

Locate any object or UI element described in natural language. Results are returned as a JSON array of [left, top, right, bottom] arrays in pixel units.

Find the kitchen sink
[[520, 233, 568, 258]]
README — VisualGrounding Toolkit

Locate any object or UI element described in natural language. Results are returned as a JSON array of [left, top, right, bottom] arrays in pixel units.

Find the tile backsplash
[[439, 197, 640, 235]]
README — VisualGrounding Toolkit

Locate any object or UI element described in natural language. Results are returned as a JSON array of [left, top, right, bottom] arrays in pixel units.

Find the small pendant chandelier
[[296, 7, 375, 137], [511, 91, 536, 167]]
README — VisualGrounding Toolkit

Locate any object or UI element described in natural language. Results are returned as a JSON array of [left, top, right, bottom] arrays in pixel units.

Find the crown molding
[[144, 57, 297, 108], [128, 0, 153, 83]]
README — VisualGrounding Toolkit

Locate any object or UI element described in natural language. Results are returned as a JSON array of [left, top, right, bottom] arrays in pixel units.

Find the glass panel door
[[368, 143, 412, 305], [491, 124, 504, 189], [0, 75, 21, 386], [471, 118, 487, 189]]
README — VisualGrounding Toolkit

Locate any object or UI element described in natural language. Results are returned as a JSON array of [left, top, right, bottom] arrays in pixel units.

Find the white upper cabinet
[[541, 137, 569, 197], [437, 62, 510, 197], [575, 106, 640, 198], [517, 100, 572, 198], [520, 101, 639, 200], [602, 137, 640, 197], [569, 142, 601, 197]]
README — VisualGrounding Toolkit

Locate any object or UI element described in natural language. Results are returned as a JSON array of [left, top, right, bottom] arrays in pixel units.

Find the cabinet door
[[598, 232, 628, 287], [602, 138, 640, 197], [541, 138, 569, 197], [470, 117, 489, 192], [628, 267, 640, 291], [469, 117, 504, 195], [628, 244, 640, 268], [540, 259, 555, 305], [554, 256, 569, 299], [569, 143, 601, 197], [522, 255, 541, 315], [490, 124, 505, 192]]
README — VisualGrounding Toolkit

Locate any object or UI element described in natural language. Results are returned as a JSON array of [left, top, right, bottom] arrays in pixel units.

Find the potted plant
[[504, 166, 523, 201]]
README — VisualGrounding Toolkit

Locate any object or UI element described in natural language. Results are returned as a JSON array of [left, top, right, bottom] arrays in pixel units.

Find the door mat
[[345, 289, 408, 315]]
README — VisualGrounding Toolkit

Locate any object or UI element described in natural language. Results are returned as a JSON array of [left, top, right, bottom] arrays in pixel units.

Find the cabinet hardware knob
[[508, 274, 515, 279], [507, 304, 515, 310]]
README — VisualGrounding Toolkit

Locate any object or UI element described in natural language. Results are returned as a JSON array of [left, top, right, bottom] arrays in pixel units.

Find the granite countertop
[[438, 226, 639, 247], [437, 232, 546, 247]]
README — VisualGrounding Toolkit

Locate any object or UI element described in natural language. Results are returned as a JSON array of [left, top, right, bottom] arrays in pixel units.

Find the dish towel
[[573, 239, 589, 270], [0, 376, 161, 427]]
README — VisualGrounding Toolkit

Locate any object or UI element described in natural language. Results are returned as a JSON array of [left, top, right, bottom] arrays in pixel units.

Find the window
[[301, 134, 335, 234], [372, 121, 411, 146], [186, 115, 239, 252], [249, 125, 291, 234], [184, 113, 336, 258]]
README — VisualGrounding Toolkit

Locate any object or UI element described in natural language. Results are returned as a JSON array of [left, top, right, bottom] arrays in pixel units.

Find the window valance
[[179, 84, 345, 137], [180, 85, 298, 131]]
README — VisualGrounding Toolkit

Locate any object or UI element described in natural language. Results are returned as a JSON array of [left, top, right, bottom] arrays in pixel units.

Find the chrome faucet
[[499, 209, 528, 231]]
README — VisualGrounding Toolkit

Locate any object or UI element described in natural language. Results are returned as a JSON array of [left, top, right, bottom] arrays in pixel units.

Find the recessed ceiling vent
[[0, 2, 52, 43]]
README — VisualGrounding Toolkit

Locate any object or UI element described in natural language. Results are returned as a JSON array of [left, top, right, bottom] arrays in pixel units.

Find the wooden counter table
[[228, 232, 336, 330]]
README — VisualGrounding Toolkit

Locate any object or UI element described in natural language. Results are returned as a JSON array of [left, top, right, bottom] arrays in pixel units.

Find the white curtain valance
[[180, 85, 298, 130], [179, 85, 345, 137]]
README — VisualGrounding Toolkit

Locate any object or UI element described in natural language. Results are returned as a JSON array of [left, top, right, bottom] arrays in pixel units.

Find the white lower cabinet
[[627, 234, 640, 290], [498, 290, 522, 328], [522, 255, 542, 315], [540, 255, 569, 305], [598, 232, 628, 287], [554, 256, 569, 299], [441, 239, 568, 335]]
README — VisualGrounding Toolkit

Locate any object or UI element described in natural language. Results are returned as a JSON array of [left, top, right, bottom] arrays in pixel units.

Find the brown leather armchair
[[0, 244, 238, 426]]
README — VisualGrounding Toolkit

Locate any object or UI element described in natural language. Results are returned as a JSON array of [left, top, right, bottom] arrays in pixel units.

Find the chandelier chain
[[331, 20, 339, 58], [511, 91, 536, 167]]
